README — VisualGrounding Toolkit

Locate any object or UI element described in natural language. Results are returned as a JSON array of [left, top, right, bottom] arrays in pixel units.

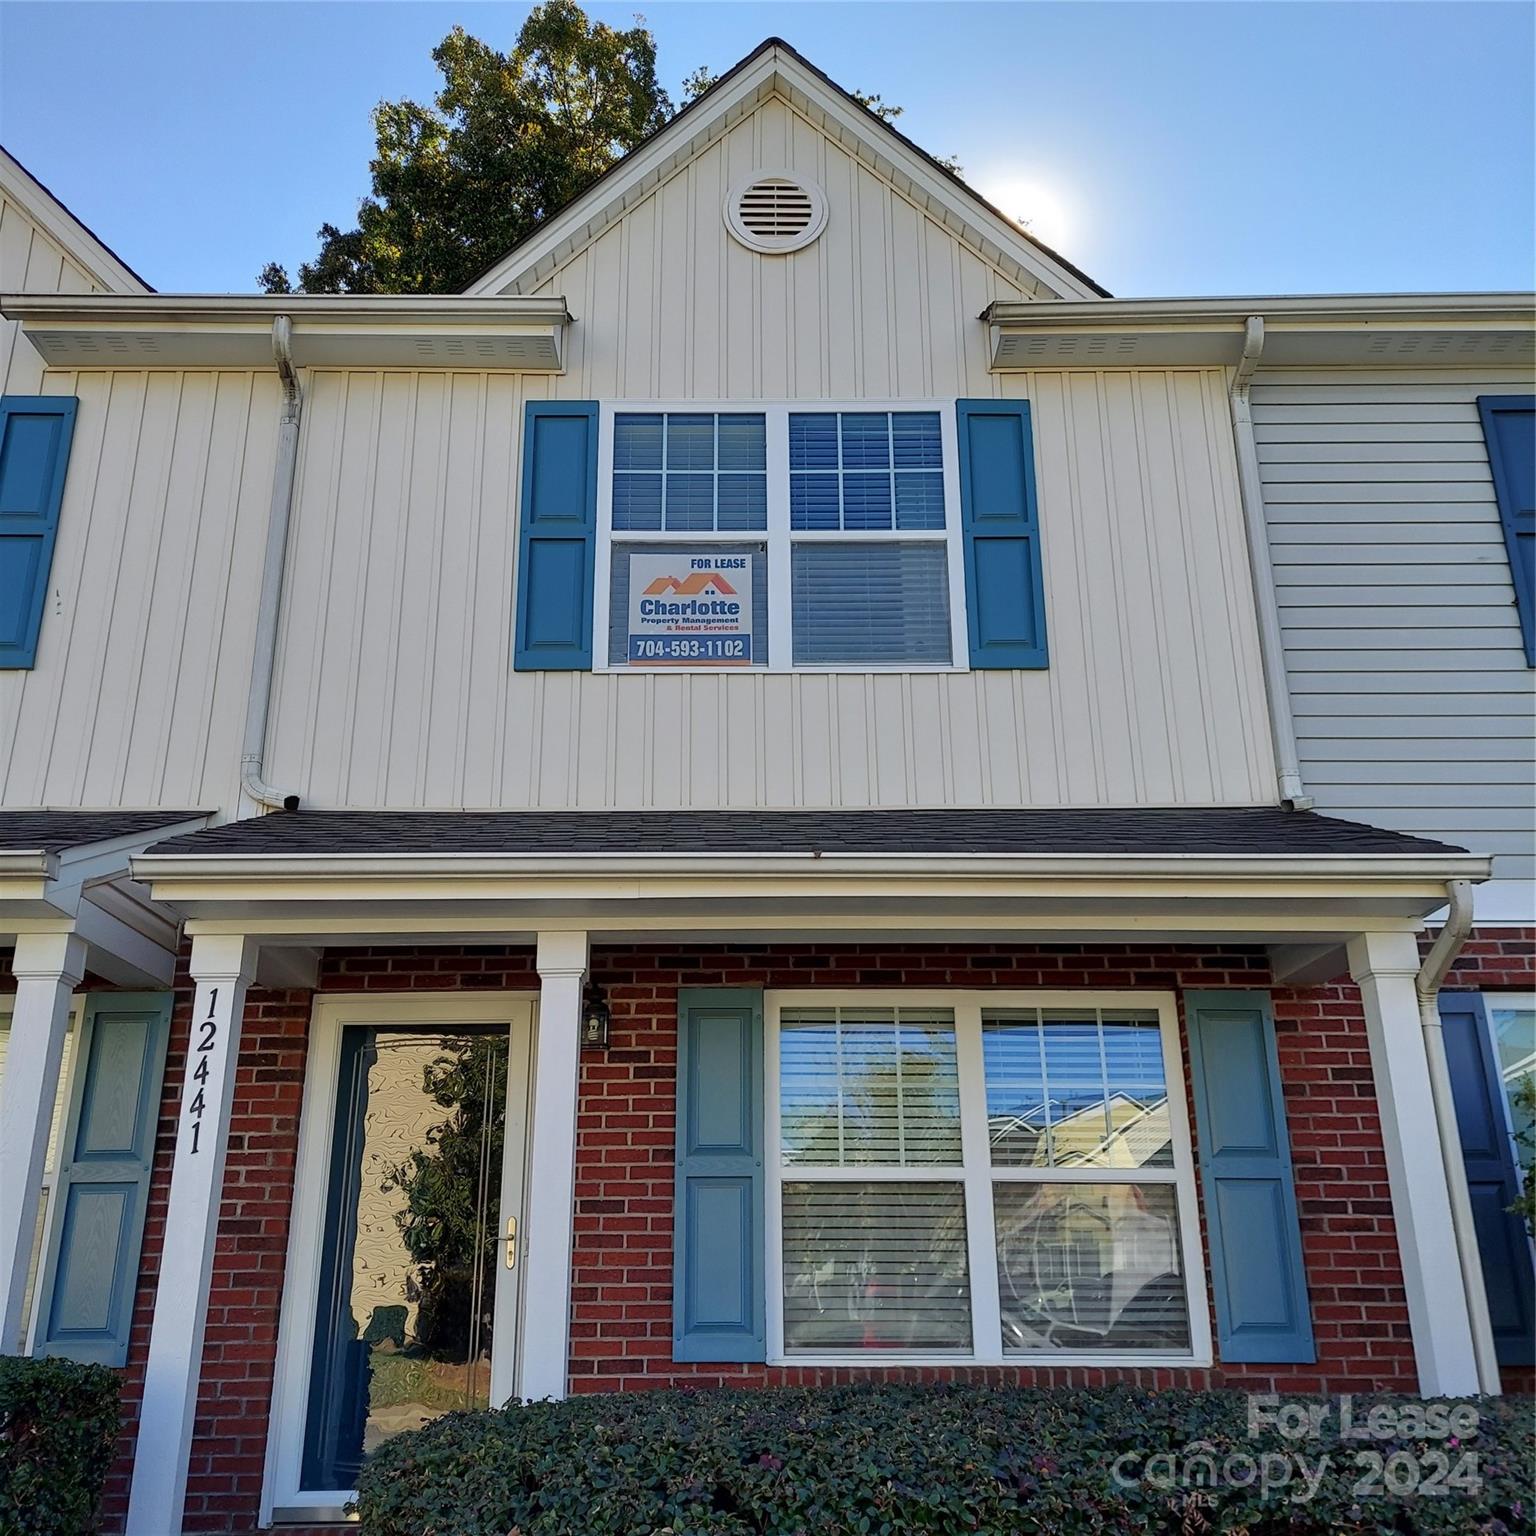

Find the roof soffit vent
[[724, 171, 828, 254]]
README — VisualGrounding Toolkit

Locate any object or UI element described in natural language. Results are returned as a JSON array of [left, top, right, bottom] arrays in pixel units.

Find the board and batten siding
[[525, 94, 1029, 400], [0, 368, 278, 809], [1254, 368, 1536, 902], [0, 186, 106, 396], [260, 364, 1273, 810]]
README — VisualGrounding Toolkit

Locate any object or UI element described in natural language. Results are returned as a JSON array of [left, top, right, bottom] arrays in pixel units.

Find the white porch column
[[1347, 930, 1479, 1395], [0, 930, 87, 1353], [127, 934, 257, 1536], [521, 930, 588, 1401]]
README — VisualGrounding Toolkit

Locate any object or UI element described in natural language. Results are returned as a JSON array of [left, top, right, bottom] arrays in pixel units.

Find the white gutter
[[982, 291, 1536, 326], [1227, 317, 1310, 808], [1416, 880, 1502, 1393], [0, 293, 573, 325], [130, 850, 1494, 883], [239, 317, 302, 815]]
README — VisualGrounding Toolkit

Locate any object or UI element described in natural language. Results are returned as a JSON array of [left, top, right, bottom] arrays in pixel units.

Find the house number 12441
[[188, 988, 218, 1154]]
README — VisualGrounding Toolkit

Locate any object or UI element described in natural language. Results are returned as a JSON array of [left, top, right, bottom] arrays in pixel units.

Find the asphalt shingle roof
[[0, 809, 204, 854], [143, 807, 1467, 859]]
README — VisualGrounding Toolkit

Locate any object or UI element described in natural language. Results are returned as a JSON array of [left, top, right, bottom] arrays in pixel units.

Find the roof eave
[[983, 292, 1536, 370], [1, 293, 573, 371]]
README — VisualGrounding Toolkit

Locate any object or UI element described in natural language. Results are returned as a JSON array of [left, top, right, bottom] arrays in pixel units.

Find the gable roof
[[465, 37, 1107, 302], [0, 147, 152, 295]]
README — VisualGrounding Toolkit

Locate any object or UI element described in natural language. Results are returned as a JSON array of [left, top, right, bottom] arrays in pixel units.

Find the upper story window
[[598, 404, 964, 672]]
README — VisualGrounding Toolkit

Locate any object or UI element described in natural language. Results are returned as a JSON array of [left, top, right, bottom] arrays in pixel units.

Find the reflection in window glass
[[983, 1010, 1171, 1169], [779, 1007, 960, 1166], [994, 1182, 1190, 1353], [1489, 1006, 1536, 1174], [303, 1030, 507, 1492], [782, 1181, 970, 1352]]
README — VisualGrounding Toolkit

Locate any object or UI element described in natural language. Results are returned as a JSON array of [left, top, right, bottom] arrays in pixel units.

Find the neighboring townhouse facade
[[0, 40, 1529, 1536]]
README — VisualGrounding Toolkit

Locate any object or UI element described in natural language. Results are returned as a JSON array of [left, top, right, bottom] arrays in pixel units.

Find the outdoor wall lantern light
[[581, 979, 612, 1050]]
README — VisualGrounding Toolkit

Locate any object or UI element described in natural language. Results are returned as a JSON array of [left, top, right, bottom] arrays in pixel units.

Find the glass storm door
[[300, 1024, 529, 1491]]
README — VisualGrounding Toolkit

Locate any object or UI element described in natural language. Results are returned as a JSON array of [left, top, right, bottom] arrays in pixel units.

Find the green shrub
[[0, 1356, 120, 1536], [354, 1382, 1532, 1536]]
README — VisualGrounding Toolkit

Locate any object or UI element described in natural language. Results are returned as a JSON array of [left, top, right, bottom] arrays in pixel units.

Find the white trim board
[[762, 987, 1212, 1370]]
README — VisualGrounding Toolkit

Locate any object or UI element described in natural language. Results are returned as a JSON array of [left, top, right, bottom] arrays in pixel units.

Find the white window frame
[[262, 992, 538, 1528], [764, 990, 1212, 1368], [594, 401, 970, 674], [1484, 992, 1536, 1206]]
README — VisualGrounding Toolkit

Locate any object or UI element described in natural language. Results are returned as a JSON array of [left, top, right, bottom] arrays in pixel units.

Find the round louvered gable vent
[[725, 172, 828, 253]]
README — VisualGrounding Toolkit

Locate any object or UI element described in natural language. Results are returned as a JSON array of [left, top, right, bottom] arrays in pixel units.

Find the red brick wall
[[570, 942, 1423, 1398], [61, 930, 1532, 1531]]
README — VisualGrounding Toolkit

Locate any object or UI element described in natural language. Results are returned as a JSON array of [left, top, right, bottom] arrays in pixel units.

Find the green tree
[[383, 1037, 507, 1359], [1510, 1073, 1535, 1238], [262, 1, 671, 294], [266, 9, 952, 294]]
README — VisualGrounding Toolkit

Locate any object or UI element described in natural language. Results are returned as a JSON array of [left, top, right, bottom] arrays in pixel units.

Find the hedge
[[0, 1356, 121, 1536], [354, 1383, 1532, 1536]]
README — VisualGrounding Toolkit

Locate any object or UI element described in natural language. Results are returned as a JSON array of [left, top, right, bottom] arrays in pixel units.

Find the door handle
[[505, 1216, 517, 1269]]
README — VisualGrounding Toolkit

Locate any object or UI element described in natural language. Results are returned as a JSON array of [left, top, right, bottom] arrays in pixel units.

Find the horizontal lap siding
[[1254, 369, 1536, 886]]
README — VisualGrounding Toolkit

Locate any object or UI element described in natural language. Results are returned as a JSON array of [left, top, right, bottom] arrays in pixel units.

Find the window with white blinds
[[601, 404, 962, 671], [768, 994, 1207, 1365]]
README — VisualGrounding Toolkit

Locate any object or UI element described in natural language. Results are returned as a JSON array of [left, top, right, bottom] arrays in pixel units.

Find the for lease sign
[[626, 552, 753, 666]]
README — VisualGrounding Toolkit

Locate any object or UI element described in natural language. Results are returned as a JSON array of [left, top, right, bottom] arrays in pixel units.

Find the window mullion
[[767, 404, 792, 667], [955, 1001, 1002, 1364]]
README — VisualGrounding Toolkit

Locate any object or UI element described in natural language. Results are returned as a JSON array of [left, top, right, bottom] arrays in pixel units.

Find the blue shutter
[[955, 398, 1047, 668], [0, 396, 77, 669], [1186, 990, 1315, 1363], [514, 400, 598, 670], [673, 988, 765, 1362], [1478, 394, 1535, 666], [34, 992, 170, 1366], [1440, 992, 1535, 1367]]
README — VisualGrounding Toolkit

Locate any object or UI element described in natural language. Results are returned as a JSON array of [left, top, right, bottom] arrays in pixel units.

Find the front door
[[268, 996, 533, 1521]]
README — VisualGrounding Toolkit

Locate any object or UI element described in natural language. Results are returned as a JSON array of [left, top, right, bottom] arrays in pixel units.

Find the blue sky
[[1, 1, 1531, 298]]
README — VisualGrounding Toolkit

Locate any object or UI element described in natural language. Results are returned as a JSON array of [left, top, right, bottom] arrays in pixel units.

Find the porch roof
[[130, 809, 1487, 977], [0, 808, 210, 987], [142, 805, 1463, 860]]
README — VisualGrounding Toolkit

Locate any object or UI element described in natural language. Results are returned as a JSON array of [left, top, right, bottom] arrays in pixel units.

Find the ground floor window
[[766, 993, 1209, 1365]]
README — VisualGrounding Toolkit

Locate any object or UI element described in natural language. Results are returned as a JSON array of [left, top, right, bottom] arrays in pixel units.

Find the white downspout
[[239, 316, 302, 815], [1417, 880, 1502, 1393], [1228, 316, 1311, 808]]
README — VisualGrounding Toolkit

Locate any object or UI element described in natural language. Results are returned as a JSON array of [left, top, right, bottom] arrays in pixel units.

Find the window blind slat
[[994, 1181, 1191, 1354], [791, 543, 952, 666], [782, 1181, 971, 1352]]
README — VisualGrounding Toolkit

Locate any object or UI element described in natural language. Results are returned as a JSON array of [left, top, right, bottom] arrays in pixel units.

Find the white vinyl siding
[[247, 365, 1271, 810], [0, 185, 106, 397], [0, 86, 1274, 816], [1254, 369, 1536, 897]]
